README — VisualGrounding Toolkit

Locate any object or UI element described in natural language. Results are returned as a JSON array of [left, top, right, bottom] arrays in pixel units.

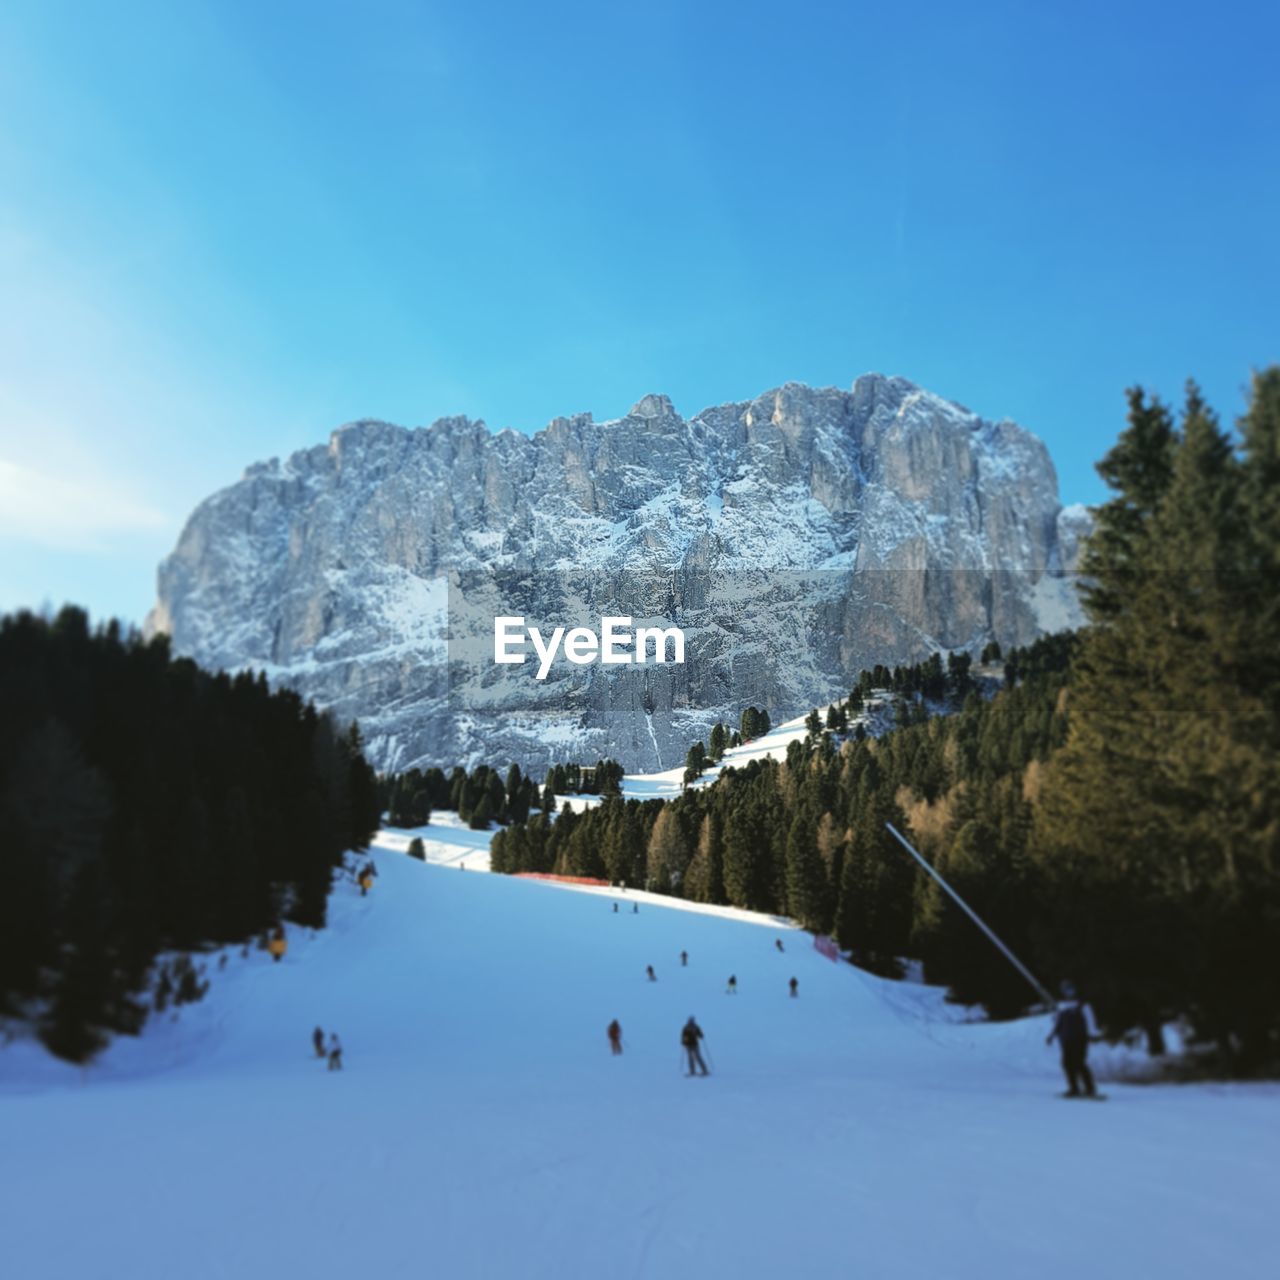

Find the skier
[[327, 1033, 343, 1072], [680, 950, 688, 967], [646, 965, 656, 982], [789, 977, 798, 998], [775, 938, 785, 953], [632, 903, 639, 915], [607, 1020, 623, 1055], [613, 902, 619, 913], [681, 1017, 709, 1076], [268, 926, 287, 962], [1046, 982, 1097, 1097], [312, 1026, 325, 1058], [726, 974, 737, 994]]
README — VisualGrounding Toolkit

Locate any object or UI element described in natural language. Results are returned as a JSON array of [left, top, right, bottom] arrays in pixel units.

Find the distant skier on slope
[[312, 1026, 325, 1058], [327, 1033, 343, 1072], [1046, 982, 1098, 1098], [680, 950, 688, 967], [632, 904, 639, 915], [775, 939, 785, 953], [607, 1020, 623, 1055], [646, 965, 656, 982], [789, 977, 798, 998], [726, 975, 737, 994], [681, 1017, 709, 1076], [613, 902, 619, 913]]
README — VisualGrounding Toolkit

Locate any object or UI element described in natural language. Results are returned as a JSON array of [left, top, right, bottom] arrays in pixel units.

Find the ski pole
[[885, 822, 1056, 1008]]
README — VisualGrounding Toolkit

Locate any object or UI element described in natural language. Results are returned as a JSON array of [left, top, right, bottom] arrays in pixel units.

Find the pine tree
[[684, 812, 724, 903], [646, 807, 690, 893]]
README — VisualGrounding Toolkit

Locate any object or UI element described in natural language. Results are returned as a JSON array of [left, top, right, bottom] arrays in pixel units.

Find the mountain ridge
[[148, 373, 1087, 773]]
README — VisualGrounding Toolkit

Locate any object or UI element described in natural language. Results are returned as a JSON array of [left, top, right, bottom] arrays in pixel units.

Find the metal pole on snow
[[884, 822, 1057, 1008]]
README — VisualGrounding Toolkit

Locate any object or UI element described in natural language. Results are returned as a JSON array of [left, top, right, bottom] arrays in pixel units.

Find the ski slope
[[2, 851, 1277, 1280]]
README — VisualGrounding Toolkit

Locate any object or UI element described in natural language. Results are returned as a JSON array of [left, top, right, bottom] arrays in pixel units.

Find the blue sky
[[2, 0, 1277, 626]]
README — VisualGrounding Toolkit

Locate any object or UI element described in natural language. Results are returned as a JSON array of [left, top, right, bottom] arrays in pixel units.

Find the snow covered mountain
[[148, 375, 1087, 772]]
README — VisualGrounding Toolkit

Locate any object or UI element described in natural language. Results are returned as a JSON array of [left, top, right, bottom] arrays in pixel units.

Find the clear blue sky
[[2, 0, 1277, 626]]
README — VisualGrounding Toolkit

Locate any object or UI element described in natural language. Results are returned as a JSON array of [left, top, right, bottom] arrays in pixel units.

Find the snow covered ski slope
[[3, 850, 1277, 1280]]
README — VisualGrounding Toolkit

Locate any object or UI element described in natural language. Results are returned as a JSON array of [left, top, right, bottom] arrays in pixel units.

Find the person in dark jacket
[[789, 977, 798, 998], [327, 1033, 343, 1072], [726, 975, 737, 994], [607, 1019, 623, 1055], [312, 1026, 325, 1058], [680, 950, 688, 967], [1046, 982, 1096, 1097], [646, 964, 656, 982], [681, 1017, 708, 1076]]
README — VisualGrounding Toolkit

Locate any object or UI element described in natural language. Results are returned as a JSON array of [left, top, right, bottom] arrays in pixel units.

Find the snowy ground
[[2, 850, 1277, 1280]]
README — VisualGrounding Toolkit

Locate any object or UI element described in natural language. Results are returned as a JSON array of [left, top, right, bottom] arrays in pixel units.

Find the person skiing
[[613, 902, 619, 913], [789, 977, 798, 998], [680, 950, 688, 967], [607, 1020, 623, 1055], [268, 926, 287, 962], [312, 1026, 325, 1058], [681, 1017, 709, 1076], [632, 903, 639, 915], [775, 938, 785, 953], [726, 974, 737, 994], [327, 1032, 343, 1072], [1046, 982, 1097, 1097], [646, 964, 656, 982]]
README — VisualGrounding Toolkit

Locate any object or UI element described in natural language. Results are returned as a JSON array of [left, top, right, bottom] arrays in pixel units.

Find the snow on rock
[[149, 375, 1089, 773]]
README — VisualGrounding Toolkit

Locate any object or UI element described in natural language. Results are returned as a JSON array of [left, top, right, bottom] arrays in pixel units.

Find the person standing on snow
[[726, 975, 737, 995], [607, 1020, 623, 1055], [646, 964, 657, 982], [312, 1026, 325, 1058], [1046, 982, 1098, 1097], [327, 1033, 343, 1072], [775, 939, 785, 953], [681, 1017, 709, 1076], [789, 977, 798, 998], [680, 950, 688, 967]]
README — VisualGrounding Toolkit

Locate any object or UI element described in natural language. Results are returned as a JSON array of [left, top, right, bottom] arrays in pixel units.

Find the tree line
[[0, 608, 382, 1062], [380, 758, 625, 832]]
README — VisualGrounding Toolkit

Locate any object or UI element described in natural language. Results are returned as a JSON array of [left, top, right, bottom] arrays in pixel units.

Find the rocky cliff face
[[148, 375, 1087, 773]]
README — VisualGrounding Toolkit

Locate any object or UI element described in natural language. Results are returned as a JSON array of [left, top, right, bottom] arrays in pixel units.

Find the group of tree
[[682, 708, 775, 785], [492, 370, 1280, 1072], [382, 762, 538, 831], [544, 760, 624, 798], [0, 608, 381, 1062], [493, 631, 1074, 994], [382, 758, 625, 832]]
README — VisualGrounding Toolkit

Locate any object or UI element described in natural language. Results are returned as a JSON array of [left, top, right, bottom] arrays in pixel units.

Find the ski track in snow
[[2, 846, 1278, 1280]]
